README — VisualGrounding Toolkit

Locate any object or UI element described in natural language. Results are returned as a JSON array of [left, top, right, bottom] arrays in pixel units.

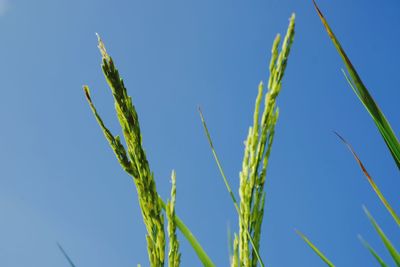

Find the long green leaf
[[296, 230, 335, 267], [364, 207, 400, 266], [313, 0, 400, 169], [359, 235, 388, 267], [158, 196, 215, 267], [335, 132, 400, 227]]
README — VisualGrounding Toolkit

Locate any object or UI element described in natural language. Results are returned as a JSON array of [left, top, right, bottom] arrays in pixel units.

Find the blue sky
[[0, 0, 399, 266]]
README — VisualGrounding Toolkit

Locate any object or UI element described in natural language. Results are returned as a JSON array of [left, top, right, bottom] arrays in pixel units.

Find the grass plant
[[200, 14, 295, 267], [297, 1, 400, 266], [84, 36, 210, 266], [83, 14, 295, 267]]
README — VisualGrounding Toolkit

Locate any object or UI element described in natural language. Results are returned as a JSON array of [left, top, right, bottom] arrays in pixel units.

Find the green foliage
[[298, 1, 399, 266], [364, 207, 400, 266], [312, 0, 400, 169], [84, 11, 295, 267]]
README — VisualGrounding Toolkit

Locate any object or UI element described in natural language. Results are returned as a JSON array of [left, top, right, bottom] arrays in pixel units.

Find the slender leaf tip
[[57, 243, 76, 267], [296, 229, 336, 267], [83, 85, 91, 101]]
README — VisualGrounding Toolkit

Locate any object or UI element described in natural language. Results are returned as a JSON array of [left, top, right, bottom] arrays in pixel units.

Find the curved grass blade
[[335, 132, 400, 226], [363, 207, 400, 266], [312, 0, 400, 169], [198, 108, 265, 267], [296, 230, 335, 267], [359, 235, 388, 267], [57, 243, 76, 267]]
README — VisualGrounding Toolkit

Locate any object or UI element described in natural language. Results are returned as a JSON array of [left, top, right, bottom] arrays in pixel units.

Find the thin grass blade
[[198, 108, 265, 267], [359, 235, 389, 267], [57, 243, 76, 267], [363, 207, 400, 266], [198, 108, 241, 214], [313, 0, 400, 169], [335, 132, 400, 226], [296, 230, 335, 267]]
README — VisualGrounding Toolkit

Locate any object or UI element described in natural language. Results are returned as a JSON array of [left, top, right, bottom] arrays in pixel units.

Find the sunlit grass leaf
[[359, 235, 388, 267], [312, 0, 400, 169], [57, 243, 76, 267], [296, 230, 335, 267], [335, 132, 400, 227], [363, 207, 400, 266]]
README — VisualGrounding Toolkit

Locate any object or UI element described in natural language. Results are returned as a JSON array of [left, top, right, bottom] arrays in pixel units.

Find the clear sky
[[0, 0, 399, 266]]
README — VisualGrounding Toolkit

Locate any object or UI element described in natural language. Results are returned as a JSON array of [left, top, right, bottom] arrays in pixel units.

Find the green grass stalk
[[85, 35, 215, 267], [200, 14, 295, 267]]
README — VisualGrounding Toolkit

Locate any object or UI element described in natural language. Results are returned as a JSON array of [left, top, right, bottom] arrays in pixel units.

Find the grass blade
[[313, 0, 400, 169], [335, 132, 400, 227], [198, 108, 265, 267], [363, 207, 400, 266], [57, 243, 76, 267], [359, 235, 389, 267], [158, 196, 215, 267], [296, 230, 335, 267], [198, 108, 241, 214]]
